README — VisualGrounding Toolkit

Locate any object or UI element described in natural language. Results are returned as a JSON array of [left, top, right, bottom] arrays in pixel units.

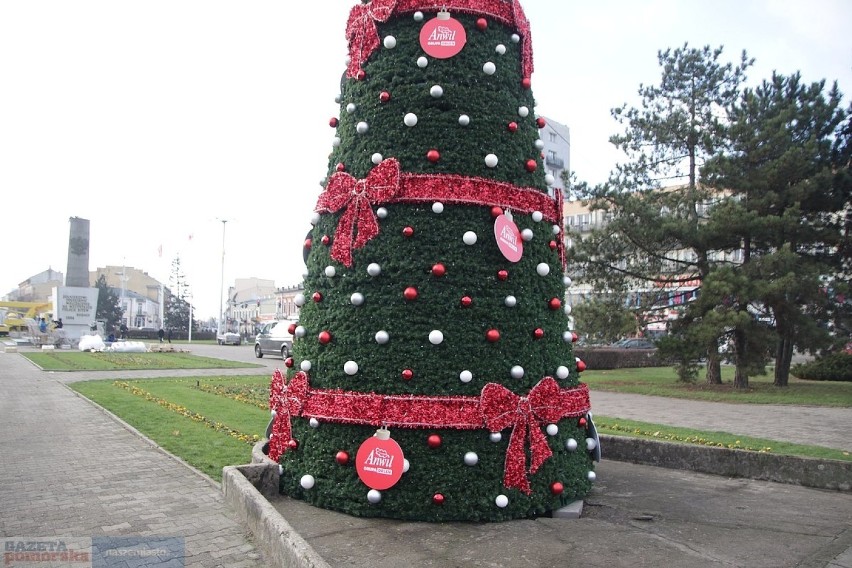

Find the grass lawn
[[583, 366, 852, 407], [22, 350, 263, 371]]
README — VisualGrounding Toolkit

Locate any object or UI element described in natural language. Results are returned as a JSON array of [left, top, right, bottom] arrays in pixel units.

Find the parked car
[[254, 320, 293, 359], [217, 331, 241, 345], [613, 338, 657, 349]]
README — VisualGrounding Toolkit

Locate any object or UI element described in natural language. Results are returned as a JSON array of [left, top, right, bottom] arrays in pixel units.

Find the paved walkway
[[0, 349, 267, 567]]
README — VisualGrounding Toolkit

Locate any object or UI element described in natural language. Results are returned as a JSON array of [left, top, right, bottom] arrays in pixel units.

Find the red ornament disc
[[494, 214, 523, 263], [420, 13, 467, 59], [356, 433, 405, 490]]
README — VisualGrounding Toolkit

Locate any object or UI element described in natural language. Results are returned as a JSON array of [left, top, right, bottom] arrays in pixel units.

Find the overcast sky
[[2, 1, 850, 319]]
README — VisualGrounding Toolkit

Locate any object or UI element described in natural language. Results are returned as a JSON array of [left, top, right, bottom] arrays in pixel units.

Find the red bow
[[268, 371, 310, 462], [316, 159, 401, 267], [345, 0, 398, 78], [481, 378, 586, 494]]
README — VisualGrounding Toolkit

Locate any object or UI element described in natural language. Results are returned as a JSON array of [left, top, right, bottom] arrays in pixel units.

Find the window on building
[[549, 132, 556, 143]]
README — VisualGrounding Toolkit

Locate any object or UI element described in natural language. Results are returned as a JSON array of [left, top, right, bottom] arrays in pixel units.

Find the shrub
[[574, 348, 665, 370], [792, 352, 852, 382]]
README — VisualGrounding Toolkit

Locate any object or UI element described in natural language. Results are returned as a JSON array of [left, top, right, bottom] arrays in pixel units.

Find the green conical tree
[[268, 1, 595, 522]]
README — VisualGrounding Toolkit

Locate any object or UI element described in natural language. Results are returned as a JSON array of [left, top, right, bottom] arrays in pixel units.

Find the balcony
[[545, 155, 564, 168]]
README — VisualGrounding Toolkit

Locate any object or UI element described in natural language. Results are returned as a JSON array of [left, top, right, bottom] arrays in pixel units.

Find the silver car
[[254, 321, 294, 359]]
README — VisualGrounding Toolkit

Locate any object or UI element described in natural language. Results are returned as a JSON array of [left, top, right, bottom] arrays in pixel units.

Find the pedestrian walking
[[158, 328, 165, 343]]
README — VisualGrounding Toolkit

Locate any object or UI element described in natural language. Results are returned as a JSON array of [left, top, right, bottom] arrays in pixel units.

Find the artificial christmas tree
[[267, 0, 599, 522]]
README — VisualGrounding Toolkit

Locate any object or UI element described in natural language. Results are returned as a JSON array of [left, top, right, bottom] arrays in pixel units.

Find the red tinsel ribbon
[[316, 158, 402, 267], [315, 159, 559, 267], [346, 1, 533, 80], [268, 371, 590, 494]]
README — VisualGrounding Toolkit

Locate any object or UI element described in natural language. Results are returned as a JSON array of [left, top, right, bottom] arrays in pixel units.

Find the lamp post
[[218, 219, 228, 337]]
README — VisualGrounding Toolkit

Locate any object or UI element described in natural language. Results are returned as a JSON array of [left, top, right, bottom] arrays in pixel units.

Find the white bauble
[[331, 137, 341, 148], [464, 452, 479, 466], [552, 224, 561, 235], [356, 121, 369, 134], [346, 102, 356, 114], [562, 331, 573, 342], [534, 138, 544, 150], [587, 471, 597, 482], [546, 424, 559, 436], [300, 359, 312, 372], [489, 432, 502, 443], [309, 417, 320, 428], [403, 459, 410, 472], [295, 326, 307, 338], [383, 35, 397, 49], [510, 365, 524, 379], [483, 61, 496, 75], [300, 475, 315, 489], [278, 464, 284, 475], [311, 212, 321, 225], [413, 11, 424, 21], [587, 438, 597, 451], [271, 409, 277, 417], [536, 263, 550, 276], [367, 489, 382, 503], [564, 304, 572, 315], [495, 44, 506, 55], [432, 202, 444, 214], [521, 228, 533, 242], [504, 295, 517, 308], [518, 106, 530, 118], [403, 112, 418, 127], [371, 152, 383, 164], [376, 207, 388, 219], [334, 93, 342, 104], [430, 85, 444, 98], [463, 231, 478, 245], [556, 365, 570, 379], [429, 330, 444, 345], [294, 293, 306, 307], [350, 292, 365, 306], [484, 153, 499, 168], [344, 361, 359, 375], [459, 370, 473, 383], [458, 114, 470, 126], [325, 266, 336, 277], [495, 494, 509, 508], [375, 330, 390, 344], [563, 276, 573, 287], [511, 33, 520, 43], [532, 211, 543, 222], [545, 174, 555, 186], [416, 56, 428, 68], [566, 438, 578, 451], [367, 263, 381, 276]]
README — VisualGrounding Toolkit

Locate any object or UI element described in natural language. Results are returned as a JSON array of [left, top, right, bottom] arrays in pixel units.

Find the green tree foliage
[[94, 274, 123, 333], [164, 255, 196, 333], [571, 295, 638, 345], [703, 73, 850, 386], [569, 44, 753, 384]]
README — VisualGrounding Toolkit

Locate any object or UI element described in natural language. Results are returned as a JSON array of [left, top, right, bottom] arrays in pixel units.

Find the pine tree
[[268, 1, 596, 522]]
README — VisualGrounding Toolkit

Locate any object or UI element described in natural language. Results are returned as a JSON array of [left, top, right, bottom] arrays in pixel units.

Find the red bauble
[[572, 332, 579, 343], [379, 90, 391, 103], [521, 77, 532, 90], [356, 70, 366, 81], [549, 297, 562, 310], [579, 417, 587, 427], [490, 206, 503, 218], [318, 331, 332, 344], [549, 240, 558, 250], [401, 369, 414, 381], [404, 286, 418, 301], [427, 149, 441, 163], [486, 329, 500, 343], [288, 323, 297, 334], [304, 238, 312, 250], [550, 482, 564, 495], [284, 357, 294, 368], [427, 434, 442, 448], [525, 159, 538, 172], [533, 328, 544, 339], [460, 295, 473, 307], [402, 226, 414, 237], [475, 17, 487, 30], [433, 493, 445, 505], [507, 121, 518, 133], [497, 270, 509, 281], [312, 292, 323, 303], [576, 359, 587, 373], [536, 117, 546, 128], [431, 263, 446, 277], [335, 451, 350, 465], [329, 117, 339, 128], [321, 235, 330, 245], [288, 439, 299, 450], [336, 162, 346, 172]]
